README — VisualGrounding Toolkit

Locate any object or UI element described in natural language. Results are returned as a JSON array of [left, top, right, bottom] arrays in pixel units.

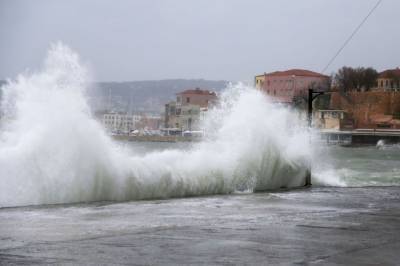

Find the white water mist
[[0, 43, 320, 207]]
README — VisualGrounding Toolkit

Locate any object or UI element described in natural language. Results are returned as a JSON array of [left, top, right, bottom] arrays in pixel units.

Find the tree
[[335, 66, 355, 92], [334, 66, 378, 92], [359, 67, 378, 91]]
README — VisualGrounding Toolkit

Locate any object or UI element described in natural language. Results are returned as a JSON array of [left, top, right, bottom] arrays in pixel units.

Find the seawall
[[112, 135, 201, 142]]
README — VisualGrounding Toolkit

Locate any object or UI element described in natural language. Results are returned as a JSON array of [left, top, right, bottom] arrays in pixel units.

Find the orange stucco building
[[176, 88, 217, 108], [259, 69, 330, 104]]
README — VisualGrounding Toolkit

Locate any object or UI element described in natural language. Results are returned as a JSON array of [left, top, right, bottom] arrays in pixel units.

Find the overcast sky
[[0, 0, 399, 82]]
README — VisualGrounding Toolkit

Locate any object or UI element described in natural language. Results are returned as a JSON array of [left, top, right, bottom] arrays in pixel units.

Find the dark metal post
[[305, 88, 333, 186], [308, 89, 313, 128], [305, 89, 313, 187]]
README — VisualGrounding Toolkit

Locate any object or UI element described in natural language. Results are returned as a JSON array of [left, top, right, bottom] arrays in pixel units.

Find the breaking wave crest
[[0, 43, 315, 207]]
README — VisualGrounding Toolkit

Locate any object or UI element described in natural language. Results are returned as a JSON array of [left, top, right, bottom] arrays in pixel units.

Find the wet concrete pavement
[[1, 187, 400, 265]]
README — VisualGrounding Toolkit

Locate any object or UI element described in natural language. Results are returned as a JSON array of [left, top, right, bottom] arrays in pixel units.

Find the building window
[[381, 80, 383, 87], [186, 97, 190, 103], [386, 80, 389, 87]]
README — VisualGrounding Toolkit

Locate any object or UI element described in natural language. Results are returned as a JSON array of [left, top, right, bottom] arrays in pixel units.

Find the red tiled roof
[[177, 88, 216, 96], [265, 69, 329, 78], [378, 68, 400, 79]]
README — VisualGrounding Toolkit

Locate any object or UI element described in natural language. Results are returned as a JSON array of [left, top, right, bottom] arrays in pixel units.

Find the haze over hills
[[0, 79, 229, 115], [88, 79, 229, 114]]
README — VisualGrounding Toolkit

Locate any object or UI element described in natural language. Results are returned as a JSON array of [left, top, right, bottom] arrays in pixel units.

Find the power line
[[321, 0, 383, 73]]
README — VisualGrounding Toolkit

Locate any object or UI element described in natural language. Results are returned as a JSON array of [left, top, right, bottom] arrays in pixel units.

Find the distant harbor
[[111, 129, 400, 145], [320, 128, 400, 145], [112, 134, 202, 142]]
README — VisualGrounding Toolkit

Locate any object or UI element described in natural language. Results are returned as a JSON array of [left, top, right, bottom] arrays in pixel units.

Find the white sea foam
[[0, 43, 338, 207]]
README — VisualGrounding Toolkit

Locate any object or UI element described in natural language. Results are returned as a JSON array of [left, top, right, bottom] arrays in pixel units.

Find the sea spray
[[0, 43, 317, 207]]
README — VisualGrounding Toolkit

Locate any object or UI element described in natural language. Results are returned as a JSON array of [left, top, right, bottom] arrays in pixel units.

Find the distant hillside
[[0, 79, 228, 114], [88, 79, 228, 113]]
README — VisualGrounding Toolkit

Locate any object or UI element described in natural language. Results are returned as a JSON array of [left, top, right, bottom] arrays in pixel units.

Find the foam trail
[[0, 43, 314, 207]]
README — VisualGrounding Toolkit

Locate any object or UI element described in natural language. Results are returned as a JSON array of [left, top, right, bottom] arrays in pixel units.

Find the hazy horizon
[[1, 0, 399, 83]]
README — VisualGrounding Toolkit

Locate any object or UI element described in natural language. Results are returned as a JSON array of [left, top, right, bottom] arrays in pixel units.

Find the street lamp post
[[308, 88, 326, 128], [306, 88, 332, 186]]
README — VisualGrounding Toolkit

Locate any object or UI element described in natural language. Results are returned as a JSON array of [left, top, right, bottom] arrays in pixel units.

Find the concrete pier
[[320, 129, 400, 145]]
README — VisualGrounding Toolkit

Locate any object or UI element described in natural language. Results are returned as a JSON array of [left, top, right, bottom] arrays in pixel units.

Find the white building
[[102, 113, 141, 134]]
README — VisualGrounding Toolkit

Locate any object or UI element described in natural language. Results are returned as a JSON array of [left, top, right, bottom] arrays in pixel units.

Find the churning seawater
[[315, 144, 400, 187], [0, 43, 399, 208], [121, 141, 400, 188]]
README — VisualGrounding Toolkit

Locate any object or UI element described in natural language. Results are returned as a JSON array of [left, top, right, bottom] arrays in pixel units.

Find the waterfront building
[[102, 113, 141, 134], [314, 109, 353, 130], [137, 114, 162, 131], [178, 104, 201, 131], [164, 88, 217, 133], [164, 101, 179, 129], [176, 88, 217, 108], [254, 74, 265, 89], [258, 69, 330, 104], [376, 68, 400, 91]]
